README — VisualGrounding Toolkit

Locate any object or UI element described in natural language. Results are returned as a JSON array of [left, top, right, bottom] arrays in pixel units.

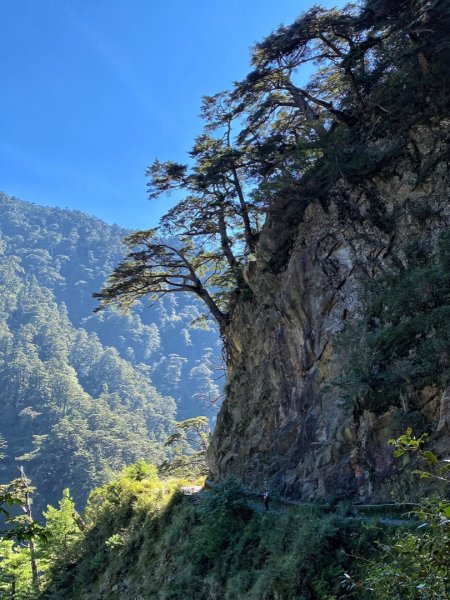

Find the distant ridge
[[0, 192, 221, 512]]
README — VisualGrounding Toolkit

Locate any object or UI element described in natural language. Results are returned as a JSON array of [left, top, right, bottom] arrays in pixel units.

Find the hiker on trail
[[263, 490, 269, 511]]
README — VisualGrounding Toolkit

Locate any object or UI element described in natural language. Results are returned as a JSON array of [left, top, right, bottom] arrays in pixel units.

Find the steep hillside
[[0, 194, 221, 511], [2, 1, 450, 598], [27, 467, 392, 600]]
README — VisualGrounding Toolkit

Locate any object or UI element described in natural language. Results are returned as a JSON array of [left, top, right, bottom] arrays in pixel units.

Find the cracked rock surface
[[208, 123, 450, 502]]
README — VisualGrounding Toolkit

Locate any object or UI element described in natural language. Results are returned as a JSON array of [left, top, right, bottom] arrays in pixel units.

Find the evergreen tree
[[41, 489, 83, 565], [0, 193, 221, 514]]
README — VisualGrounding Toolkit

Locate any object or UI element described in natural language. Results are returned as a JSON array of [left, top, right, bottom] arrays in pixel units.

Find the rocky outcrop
[[209, 123, 450, 501]]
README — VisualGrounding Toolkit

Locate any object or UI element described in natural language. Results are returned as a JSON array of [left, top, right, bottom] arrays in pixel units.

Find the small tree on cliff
[[159, 416, 210, 478], [95, 2, 439, 333], [95, 95, 263, 335]]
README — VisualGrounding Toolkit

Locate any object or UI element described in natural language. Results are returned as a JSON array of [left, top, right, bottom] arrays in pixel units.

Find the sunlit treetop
[[95, 0, 448, 342]]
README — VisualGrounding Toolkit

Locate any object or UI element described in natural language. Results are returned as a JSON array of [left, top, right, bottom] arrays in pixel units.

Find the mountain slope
[[0, 193, 221, 512]]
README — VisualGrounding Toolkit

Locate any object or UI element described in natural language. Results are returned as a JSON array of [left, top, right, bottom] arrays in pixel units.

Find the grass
[[42, 472, 397, 600]]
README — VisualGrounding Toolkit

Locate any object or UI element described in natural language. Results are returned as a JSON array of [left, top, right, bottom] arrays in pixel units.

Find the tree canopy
[[95, 0, 449, 337], [0, 193, 220, 514]]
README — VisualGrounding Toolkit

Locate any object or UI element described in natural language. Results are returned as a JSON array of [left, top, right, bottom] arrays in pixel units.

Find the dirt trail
[[180, 482, 420, 527]]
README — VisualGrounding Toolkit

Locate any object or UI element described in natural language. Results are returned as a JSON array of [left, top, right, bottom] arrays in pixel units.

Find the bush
[[44, 467, 391, 599], [338, 229, 450, 415]]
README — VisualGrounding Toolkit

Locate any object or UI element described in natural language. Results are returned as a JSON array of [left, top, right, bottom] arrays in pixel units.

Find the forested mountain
[[2, 0, 450, 596], [0, 192, 221, 512]]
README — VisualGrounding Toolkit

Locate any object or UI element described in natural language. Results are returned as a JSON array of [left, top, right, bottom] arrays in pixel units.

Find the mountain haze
[[0, 192, 221, 512], [2, 0, 450, 597]]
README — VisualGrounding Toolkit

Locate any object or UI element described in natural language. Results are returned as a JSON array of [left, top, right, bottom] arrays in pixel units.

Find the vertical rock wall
[[208, 124, 450, 501]]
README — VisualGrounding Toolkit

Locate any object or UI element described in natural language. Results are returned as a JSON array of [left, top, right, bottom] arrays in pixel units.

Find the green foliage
[[40, 489, 83, 564], [2, 0, 449, 593], [0, 470, 44, 598], [95, 103, 262, 333], [0, 540, 36, 600], [362, 431, 450, 598], [42, 462, 199, 597], [0, 474, 46, 543], [0, 436, 6, 461], [196, 478, 253, 561], [338, 229, 450, 414], [96, 0, 449, 341], [1, 485, 86, 598], [0, 193, 222, 514], [160, 417, 210, 479], [364, 523, 450, 600], [166, 416, 209, 450], [42, 467, 393, 599]]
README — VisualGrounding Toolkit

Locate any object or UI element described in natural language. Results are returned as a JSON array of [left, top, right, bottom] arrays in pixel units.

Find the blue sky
[[1, 0, 344, 229]]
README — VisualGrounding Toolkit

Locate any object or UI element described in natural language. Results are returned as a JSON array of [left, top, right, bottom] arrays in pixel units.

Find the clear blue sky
[[1, 0, 344, 229]]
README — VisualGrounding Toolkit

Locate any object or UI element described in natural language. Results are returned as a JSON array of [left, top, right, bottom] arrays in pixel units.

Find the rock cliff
[[209, 121, 450, 501]]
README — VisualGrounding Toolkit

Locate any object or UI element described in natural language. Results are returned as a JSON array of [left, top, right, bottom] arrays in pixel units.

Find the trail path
[[180, 483, 420, 527]]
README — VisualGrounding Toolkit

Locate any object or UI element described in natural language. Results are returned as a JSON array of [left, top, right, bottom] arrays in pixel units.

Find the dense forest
[[2, 0, 450, 597], [0, 193, 221, 512]]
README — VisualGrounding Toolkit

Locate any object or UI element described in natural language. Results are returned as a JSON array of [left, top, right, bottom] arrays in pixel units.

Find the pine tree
[[41, 489, 83, 565]]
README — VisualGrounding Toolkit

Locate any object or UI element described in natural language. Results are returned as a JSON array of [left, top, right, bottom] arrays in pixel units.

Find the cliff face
[[209, 122, 450, 501]]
